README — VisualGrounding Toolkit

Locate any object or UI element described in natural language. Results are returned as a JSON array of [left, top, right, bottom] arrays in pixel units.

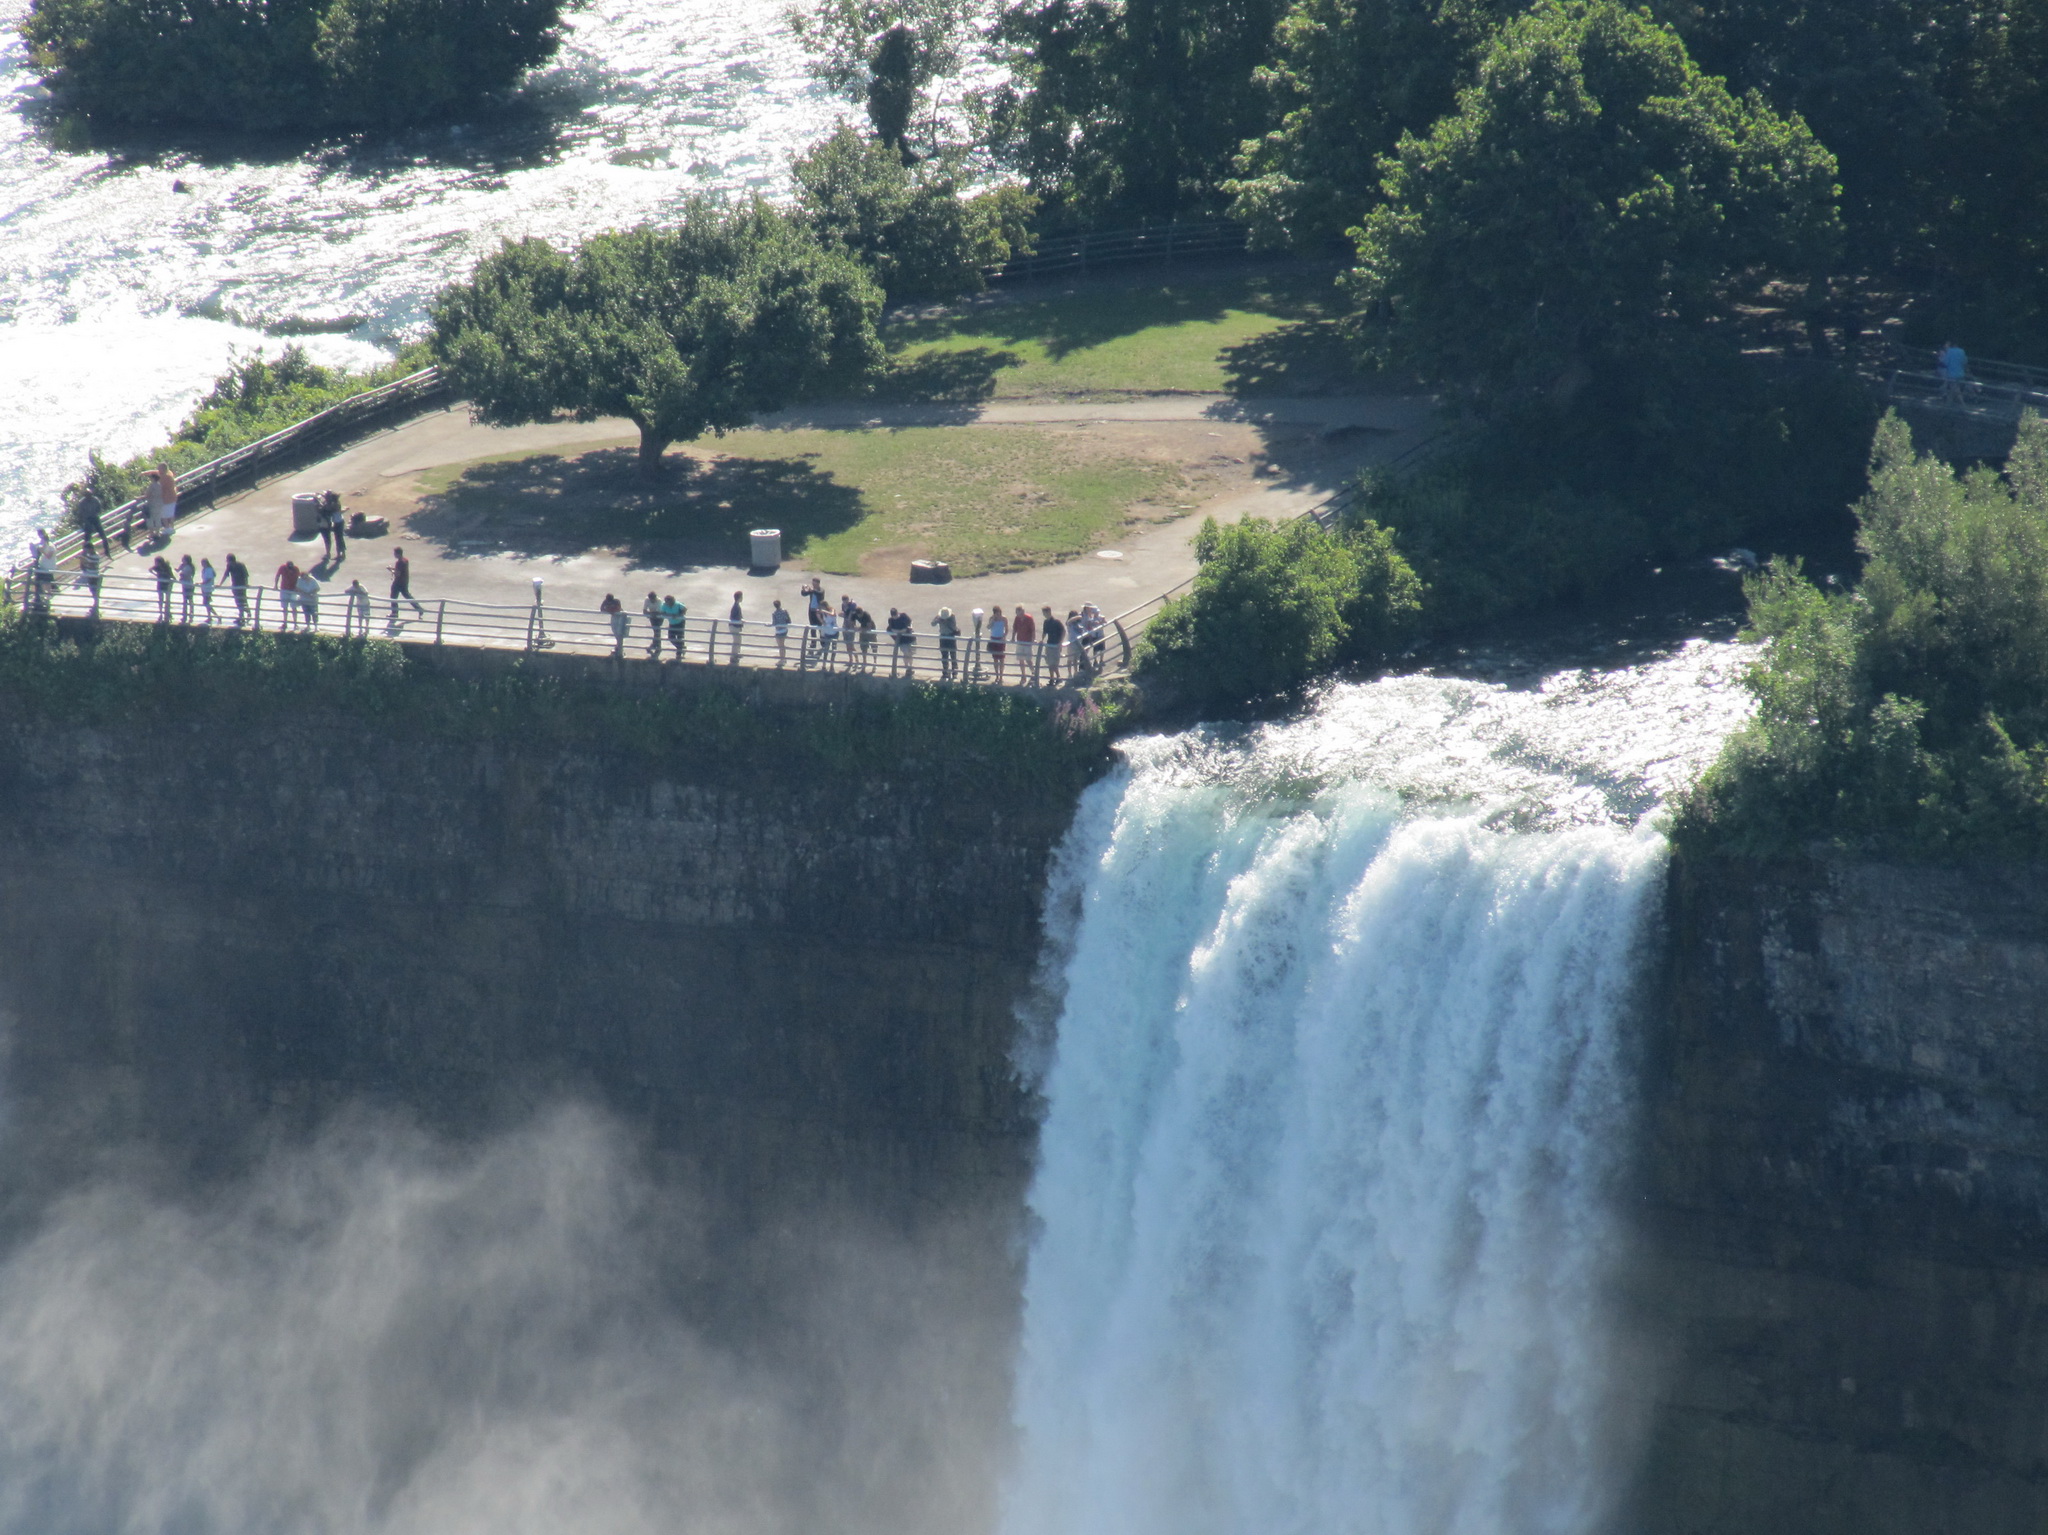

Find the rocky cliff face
[[1634, 851, 2048, 1535], [0, 703, 1076, 1207]]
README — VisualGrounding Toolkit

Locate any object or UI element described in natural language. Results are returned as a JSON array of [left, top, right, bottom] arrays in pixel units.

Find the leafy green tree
[[1346, 0, 1840, 406], [986, 0, 1285, 221], [1137, 515, 1420, 707], [429, 202, 886, 478], [21, 0, 581, 129], [314, 0, 579, 120], [786, 0, 993, 155], [1226, 0, 1511, 250], [1680, 412, 2048, 855], [791, 127, 1038, 300]]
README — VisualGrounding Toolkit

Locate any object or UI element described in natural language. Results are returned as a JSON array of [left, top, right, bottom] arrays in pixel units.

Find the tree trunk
[[637, 427, 670, 479]]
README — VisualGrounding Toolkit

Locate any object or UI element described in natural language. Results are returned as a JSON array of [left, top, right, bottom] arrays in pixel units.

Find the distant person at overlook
[[275, 558, 302, 629], [1939, 340, 1969, 403], [71, 487, 112, 556], [600, 593, 628, 657], [224, 553, 250, 625]]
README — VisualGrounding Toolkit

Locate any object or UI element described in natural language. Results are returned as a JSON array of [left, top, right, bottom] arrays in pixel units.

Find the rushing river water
[[1005, 641, 1751, 1535], [0, 0, 844, 562]]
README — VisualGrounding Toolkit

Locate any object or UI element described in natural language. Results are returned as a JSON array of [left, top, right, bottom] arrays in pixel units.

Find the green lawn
[[875, 270, 1368, 401], [410, 424, 1212, 578]]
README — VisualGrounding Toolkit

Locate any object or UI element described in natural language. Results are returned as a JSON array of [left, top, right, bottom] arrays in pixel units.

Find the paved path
[[102, 390, 1437, 635]]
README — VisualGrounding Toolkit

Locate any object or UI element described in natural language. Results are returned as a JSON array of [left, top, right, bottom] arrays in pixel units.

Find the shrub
[[791, 126, 1036, 303], [20, 0, 581, 132], [1136, 515, 1421, 708], [59, 345, 430, 528], [1677, 411, 2048, 857]]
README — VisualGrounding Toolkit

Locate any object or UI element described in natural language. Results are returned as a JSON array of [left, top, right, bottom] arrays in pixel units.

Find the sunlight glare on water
[[0, 0, 847, 558]]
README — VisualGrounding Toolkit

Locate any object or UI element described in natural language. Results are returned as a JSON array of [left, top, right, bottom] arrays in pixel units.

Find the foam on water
[[1004, 644, 1750, 1535]]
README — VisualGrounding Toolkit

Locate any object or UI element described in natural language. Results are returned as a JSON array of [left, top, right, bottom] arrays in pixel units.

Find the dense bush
[[791, 126, 1036, 303], [1136, 515, 1420, 708], [21, 0, 581, 132], [1677, 412, 2048, 857], [63, 344, 430, 525], [1350, 351, 1876, 629]]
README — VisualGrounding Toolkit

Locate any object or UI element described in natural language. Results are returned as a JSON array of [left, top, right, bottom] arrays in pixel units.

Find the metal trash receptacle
[[910, 559, 951, 583], [292, 493, 323, 535], [750, 528, 782, 569]]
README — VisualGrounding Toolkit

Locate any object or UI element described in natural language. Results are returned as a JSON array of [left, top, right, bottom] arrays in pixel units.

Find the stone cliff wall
[[1634, 851, 2048, 1535], [0, 692, 1083, 1214]]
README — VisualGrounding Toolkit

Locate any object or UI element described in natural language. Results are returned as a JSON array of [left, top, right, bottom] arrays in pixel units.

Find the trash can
[[910, 559, 952, 584], [291, 493, 323, 535], [750, 528, 782, 570]]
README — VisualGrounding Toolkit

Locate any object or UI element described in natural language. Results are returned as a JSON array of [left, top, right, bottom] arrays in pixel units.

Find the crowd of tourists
[[598, 577, 1113, 684], [19, 512, 1115, 686]]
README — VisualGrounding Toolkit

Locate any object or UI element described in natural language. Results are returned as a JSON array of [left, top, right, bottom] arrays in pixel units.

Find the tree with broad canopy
[[429, 201, 886, 478]]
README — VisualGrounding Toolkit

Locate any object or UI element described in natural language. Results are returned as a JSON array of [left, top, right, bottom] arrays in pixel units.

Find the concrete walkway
[[113, 390, 1437, 631]]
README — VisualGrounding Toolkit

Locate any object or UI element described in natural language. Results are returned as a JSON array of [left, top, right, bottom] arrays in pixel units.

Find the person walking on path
[[77, 547, 104, 616], [987, 606, 1009, 685], [388, 547, 424, 623], [601, 593, 629, 657], [726, 592, 745, 664], [176, 554, 196, 623], [200, 558, 219, 622], [155, 465, 178, 532], [771, 599, 791, 665], [225, 554, 250, 625], [661, 595, 688, 657], [1040, 607, 1065, 685], [72, 488, 112, 557], [317, 504, 335, 560], [151, 555, 175, 622], [297, 570, 322, 630], [344, 578, 371, 637], [1012, 606, 1037, 685], [275, 559, 302, 630]]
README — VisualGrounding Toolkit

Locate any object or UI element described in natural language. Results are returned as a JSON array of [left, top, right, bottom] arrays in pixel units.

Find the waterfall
[[1004, 643, 1750, 1535]]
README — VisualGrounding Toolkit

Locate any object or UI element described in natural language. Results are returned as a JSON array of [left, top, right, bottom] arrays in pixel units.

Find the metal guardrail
[[1885, 348, 2048, 422], [984, 220, 1252, 286], [8, 366, 449, 582], [2, 567, 1117, 688]]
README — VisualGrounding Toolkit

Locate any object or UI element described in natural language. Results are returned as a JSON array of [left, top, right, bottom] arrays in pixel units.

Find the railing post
[[435, 601, 446, 645], [254, 587, 264, 631]]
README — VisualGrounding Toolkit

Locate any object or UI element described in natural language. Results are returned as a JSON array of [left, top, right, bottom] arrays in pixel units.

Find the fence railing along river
[[5, 567, 1129, 687]]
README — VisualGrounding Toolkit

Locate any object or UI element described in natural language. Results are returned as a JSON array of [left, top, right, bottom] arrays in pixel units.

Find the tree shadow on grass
[[887, 271, 1343, 363], [408, 447, 867, 570], [868, 345, 1024, 403], [1221, 317, 1378, 395]]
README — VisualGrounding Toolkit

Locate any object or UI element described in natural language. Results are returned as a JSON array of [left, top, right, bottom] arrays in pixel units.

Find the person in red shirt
[[1012, 605, 1038, 685], [274, 559, 301, 630]]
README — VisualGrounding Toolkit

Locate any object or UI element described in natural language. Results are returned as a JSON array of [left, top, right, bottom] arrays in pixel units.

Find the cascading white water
[[1005, 640, 1752, 1535]]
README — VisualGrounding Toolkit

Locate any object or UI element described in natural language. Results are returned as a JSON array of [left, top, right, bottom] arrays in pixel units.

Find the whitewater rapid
[[1005, 641, 1751, 1535]]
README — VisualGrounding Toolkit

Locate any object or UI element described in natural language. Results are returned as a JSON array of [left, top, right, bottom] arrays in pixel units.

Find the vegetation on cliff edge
[[1677, 412, 2048, 858]]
